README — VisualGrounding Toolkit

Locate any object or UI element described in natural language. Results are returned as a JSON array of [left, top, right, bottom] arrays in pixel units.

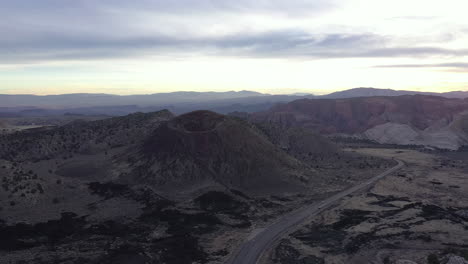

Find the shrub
[[427, 254, 439, 264], [383, 256, 391, 264]]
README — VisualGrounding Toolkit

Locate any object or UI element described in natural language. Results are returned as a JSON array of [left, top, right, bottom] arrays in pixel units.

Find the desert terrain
[[1, 94, 468, 264], [3, 0, 468, 261], [268, 148, 468, 264], [0, 110, 393, 264]]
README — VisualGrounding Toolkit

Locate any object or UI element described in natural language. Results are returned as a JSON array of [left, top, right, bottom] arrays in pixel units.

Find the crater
[[171, 111, 225, 132]]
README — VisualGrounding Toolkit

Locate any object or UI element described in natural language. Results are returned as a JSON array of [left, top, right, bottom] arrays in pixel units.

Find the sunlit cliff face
[[1, 0, 468, 95]]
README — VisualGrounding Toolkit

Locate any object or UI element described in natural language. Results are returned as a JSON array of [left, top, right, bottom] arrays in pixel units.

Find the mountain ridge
[[3, 88, 468, 117], [2, 88, 468, 109]]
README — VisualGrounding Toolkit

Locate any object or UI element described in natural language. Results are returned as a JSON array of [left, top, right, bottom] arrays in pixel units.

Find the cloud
[[0, 0, 334, 23], [1, 0, 468, 64], [0, 0, 334, 44], [374, 62, 468, 73], [390, 16, 439, 20], [0, 29, 386, 63], [354, 48, 468, 58], [0, 0, 335, 63], [2, 27, 468, 64], [375, 62, 468, 68]]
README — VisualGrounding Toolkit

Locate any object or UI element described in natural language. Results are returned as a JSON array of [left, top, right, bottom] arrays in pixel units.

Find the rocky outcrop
[[364, 123, 420, 145], [363, 122, 468, 150]]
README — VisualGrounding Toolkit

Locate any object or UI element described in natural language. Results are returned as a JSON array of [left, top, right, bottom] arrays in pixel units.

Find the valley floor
[[0, 150, 391, 264], [268, 148, 468, 264]]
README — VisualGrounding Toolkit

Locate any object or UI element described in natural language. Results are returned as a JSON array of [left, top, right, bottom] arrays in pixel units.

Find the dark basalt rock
[[151, 236, 208, 264], [0, 212, 86, 251], [275, 241, 301, 263], [88, 181, 174, 208], [88, 181, 130, 199], [331, 209, 374, 230], [291, 195, 468, 257], [294, 225, 346, 252], [194, 191, 248, 213], [275, 240, 325, 264], [301, 255, 325, 264], [99, 244, 152, 264]]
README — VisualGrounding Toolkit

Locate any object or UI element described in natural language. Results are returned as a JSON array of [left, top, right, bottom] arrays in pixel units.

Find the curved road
[[227, 159, 404, 264]]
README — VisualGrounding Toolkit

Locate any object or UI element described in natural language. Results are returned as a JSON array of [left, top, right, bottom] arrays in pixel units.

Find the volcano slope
[[252, 95, 468, 150], [0, 110, 392, 264], [119, 110, 315, 196]]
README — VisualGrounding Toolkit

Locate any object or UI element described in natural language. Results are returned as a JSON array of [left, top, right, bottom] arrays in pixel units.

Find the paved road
[[227, 159, 405, 264]]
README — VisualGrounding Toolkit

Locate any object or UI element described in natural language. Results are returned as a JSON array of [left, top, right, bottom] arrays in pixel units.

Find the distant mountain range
[[0, 91, 314, 116], [322, 87, 468, 99], [1, 88, 468, 117], [0, 90, 267, 108]]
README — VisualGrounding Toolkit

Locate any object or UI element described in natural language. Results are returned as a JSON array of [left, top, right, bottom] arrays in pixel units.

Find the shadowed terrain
[[0, 109, 391, 264]]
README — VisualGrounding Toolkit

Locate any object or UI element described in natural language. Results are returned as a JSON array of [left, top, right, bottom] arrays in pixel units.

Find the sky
[[1, 0, 468, 95]]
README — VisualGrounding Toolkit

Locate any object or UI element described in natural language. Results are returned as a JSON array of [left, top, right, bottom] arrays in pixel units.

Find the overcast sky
[[1, 0, 468, 95]]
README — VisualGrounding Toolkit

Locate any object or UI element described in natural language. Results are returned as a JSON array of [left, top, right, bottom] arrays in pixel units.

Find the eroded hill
[[253, 95, 468, 150]]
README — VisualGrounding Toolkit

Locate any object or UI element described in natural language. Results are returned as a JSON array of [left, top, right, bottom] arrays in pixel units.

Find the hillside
[[0, 110, 174, 162], [254, 122, 338, 157], [253, 95, 468, 149]]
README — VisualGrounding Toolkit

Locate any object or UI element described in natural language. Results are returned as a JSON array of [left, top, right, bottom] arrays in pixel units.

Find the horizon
[[1, 87, 468, 97], [2, 1, 468, 95]]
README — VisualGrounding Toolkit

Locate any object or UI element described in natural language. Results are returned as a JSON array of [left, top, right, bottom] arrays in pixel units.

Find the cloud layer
[[2, 0, 467, 64]]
